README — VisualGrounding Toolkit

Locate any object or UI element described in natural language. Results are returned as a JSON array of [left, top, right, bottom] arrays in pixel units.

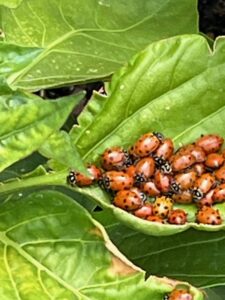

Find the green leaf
[[204, 287, 225, 300], [0, 0, 22, 8], [0, 89, 84, 172], [93, 209, 225, 288], [0, 189, 204, 299], [68, 35, 225, 236], [0, 152, 46, 182], [0, 0, 198, 90], [0, 42, 42, 78], [73, 34, 217, 159], [39, 130, 88, 175]]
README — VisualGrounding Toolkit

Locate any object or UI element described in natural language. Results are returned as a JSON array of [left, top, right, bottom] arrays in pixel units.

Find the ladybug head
[[98, 176, 110, 191], [154, 155, 165, 167], [153, 131, 164, 142], [161, 162, 172, 174], [67, 171, 77, 186], [192, 188, 204, 202], [170, 182, 181, 194]]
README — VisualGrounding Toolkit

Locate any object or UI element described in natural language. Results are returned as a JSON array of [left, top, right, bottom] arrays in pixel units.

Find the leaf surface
[[39, 130, 88, 175], [0, 0, 198, 90], [0, 90, 83, 172], [70, 35, 225, 236], [93, 209, 225, 288], [0, 189, 204, 299]]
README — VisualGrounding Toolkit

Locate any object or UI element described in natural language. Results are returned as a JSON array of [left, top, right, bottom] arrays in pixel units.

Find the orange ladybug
[[196, 206, 222, 225], [195, 134, 224, 154], [113, 190, 143, 211], [129, 132, 163, 158], [101, 146, 132, 170], [67, 164, 101, 187], [99, 171, 134, 191]]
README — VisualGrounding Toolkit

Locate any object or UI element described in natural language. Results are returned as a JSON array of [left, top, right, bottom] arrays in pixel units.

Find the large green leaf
[[0, 0, 198, 90], [69, 35, 225, 235], [93, 210, 225, 288], [0, 189, 204, 299], [0, 89, 84, 172], [73, 34, 225, 159]]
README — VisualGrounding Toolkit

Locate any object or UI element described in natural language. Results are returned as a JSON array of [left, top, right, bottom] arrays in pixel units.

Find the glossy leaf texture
[[0, 89, 84, 172], [93, 210, 225, 288], [0, 0, 198, 90], [0, 190, 204, 299], [71, 35, 225, 236]]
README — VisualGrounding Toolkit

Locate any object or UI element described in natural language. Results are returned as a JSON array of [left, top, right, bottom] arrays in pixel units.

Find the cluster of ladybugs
[[67, 131, 225, 225]]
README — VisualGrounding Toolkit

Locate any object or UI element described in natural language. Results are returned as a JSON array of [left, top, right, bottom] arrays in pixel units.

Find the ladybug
[[167, 289, 193, 300], [129, 132, 163, 158], [171, 171, 197, 193], [146, 215, 164, 223], [189, 163, 206, 176], [177, 144, 206, 163], [155, 138, 174, 160], [213, 183, 225, 203], [140, 180, 161, 197], [152, 196, 173, 218], [154, 170, 172, 194], [154, 156, 172, 174], [168, 209, 187, 225], [195, 134, 224, 154], [197, 189, 215, 207], [192, 173, 216, 202], [67, 164, 101, 187], [134, 203, 153, 219], [196, 206, 222, 225], [101, 146, 132, 171], [215, 165, 225, 182], [99, 171, 134, 191], [171, 153, 195, 172], [113, 190, 143, 211], [205, 153, 224, 169], [134, 157, 155, 183], [172, 190, 193, 204]]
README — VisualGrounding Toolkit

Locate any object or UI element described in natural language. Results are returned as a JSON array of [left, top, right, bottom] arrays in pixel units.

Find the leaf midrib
[[0, 231, 86, 298]]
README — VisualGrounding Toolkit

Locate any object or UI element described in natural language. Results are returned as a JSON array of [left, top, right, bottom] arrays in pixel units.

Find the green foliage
[[70, 35, 225, 236], [0, 1, 217, 298], [0, 190, 204, 299], [94, 210, 225, 288], [0, 90, 84, 172], [0, 0, 198, 90]]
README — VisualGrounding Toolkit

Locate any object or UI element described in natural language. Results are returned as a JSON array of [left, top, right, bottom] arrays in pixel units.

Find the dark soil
[[198, 0, 225, 38]]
